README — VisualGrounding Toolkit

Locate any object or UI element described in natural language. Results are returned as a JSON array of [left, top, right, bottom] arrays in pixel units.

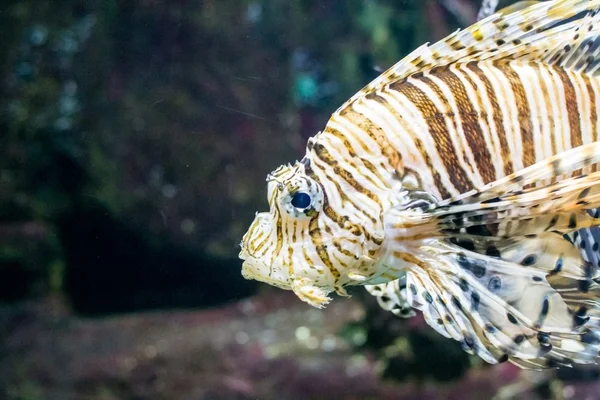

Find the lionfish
[[240, 0, 600, 368]]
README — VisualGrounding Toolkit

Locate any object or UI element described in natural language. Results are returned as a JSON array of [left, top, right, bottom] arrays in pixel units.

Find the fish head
[[240, 155, 387, 308]]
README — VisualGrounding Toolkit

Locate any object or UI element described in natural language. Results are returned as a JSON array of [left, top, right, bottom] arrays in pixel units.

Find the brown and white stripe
[[333, 60, 600, 200]]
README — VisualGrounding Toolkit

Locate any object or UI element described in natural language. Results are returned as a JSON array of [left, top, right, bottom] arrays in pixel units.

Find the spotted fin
[[338, 0, 600, 113], [381, 143, 600, 367], [403, 241, 600, 368], [365, 276, 416, 318], [570, 213, 600, 271], [448, 233, 598, 281], [549, 274, 600, 324]]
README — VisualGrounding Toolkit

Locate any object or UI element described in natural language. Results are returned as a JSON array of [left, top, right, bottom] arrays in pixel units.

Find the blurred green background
[[2, 1, 598, 399]]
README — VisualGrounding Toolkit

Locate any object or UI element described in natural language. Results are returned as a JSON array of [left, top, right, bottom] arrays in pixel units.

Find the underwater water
[[2, 0, 600, 399]]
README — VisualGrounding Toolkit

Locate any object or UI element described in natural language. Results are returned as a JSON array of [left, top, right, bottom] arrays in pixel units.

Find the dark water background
[[1, 1, 599, 399]]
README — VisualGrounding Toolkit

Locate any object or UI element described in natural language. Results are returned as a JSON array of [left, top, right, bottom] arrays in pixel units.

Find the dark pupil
[[291, 192, 311, 209]]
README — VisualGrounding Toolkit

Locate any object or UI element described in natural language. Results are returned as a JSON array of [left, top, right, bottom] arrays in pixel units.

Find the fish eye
[[291, 192, 311, 209], [278, 174, 322, 219]]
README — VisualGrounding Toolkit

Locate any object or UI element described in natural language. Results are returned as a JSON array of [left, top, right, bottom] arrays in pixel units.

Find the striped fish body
[[241, 0, 600, 368], [346, 61, 600, 200]]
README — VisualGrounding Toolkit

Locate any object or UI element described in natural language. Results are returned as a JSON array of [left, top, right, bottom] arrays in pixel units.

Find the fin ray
[[365, 277, 416, 318], [399, 241, 600, 368], [337, 0, 600, 113]]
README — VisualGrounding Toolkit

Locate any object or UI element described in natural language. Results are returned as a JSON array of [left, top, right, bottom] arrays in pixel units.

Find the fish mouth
[[239, 211, 292, 288], [240, 251, 291, 290]]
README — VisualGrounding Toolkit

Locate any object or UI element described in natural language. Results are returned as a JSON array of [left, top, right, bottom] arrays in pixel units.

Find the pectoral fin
[[292, 278, 332, 308]]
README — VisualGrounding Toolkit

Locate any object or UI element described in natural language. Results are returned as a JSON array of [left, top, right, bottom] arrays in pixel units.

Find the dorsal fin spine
[[336, 0, 600, 115]]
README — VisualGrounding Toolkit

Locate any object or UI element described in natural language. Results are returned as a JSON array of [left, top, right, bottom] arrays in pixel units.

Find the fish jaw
[[239, 210, 292, 290], [240, 255, 335, 308], [240, 247, 340, 307], [240, 253, 293, 291], [291, 278, 332, 308], [239, 208, 350, 306]]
